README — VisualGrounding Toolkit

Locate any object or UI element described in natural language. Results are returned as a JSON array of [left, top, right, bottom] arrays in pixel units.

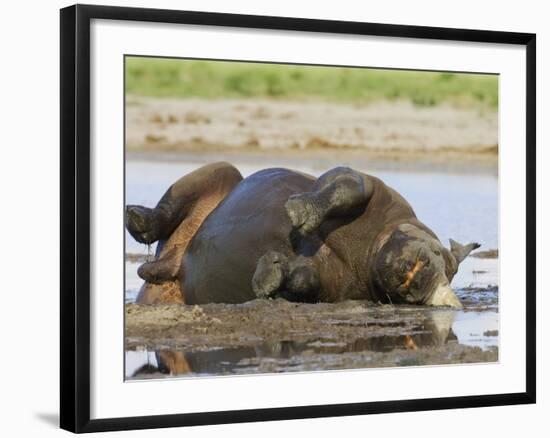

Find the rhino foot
[[285, 193, 325, 235], [126, 205, 161, 244], [252, 251, 289, 299]]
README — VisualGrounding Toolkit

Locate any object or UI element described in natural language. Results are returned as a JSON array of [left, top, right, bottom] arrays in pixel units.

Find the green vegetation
[[125, 57, 498, 108]]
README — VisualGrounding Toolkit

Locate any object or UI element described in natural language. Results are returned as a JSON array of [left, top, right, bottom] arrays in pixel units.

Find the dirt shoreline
[[126, 97, 498, 172], [470, 249, 499, 259], [125, 295, 498, 377], [127, 148, 497, 175]]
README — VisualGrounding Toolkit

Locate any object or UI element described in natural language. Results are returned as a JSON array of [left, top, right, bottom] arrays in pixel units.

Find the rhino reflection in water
[[130, 310, 458, 378], [127, 163, 480, 307]]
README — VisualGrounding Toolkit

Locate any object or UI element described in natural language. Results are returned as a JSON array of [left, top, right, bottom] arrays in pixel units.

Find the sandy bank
[[125, 97, 498, 169]]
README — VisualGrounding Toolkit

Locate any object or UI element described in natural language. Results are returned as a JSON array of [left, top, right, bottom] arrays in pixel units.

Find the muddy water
[[125, 155, 498, 379]]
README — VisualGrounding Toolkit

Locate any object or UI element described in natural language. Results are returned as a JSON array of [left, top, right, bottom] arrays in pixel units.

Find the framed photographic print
[[60, 4, 536, 433]]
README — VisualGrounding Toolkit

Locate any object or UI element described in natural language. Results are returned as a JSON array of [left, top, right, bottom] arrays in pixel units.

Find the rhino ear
[[449, 239, 481, 264]]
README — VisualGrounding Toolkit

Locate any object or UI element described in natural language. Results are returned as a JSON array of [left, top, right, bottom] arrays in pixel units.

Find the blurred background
[[125, 57, 498, 172]]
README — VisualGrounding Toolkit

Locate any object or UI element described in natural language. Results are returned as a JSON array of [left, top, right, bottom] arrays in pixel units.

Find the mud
[[125, 97, 498, 169], [125, 287, 498, 379]]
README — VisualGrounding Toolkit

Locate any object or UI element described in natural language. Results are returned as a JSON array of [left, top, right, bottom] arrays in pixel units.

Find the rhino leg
[[126, 162, 243, 244], [137, 246, 183, 284], [283, 259, 321, 302], [252, 251, 290, 299], [285, 167, 373, 235], [129, 162, 243, 305], [252, 251, 320, 302]]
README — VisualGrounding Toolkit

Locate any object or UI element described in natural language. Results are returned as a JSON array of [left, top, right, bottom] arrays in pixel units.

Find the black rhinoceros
[[126, 162, 479, 307]]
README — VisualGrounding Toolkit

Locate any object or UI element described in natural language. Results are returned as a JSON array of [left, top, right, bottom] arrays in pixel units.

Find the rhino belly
[[182, 168, 314, 304]]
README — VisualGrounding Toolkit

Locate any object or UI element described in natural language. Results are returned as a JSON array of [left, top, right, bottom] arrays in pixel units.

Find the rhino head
[[373, 224, 480, 308]]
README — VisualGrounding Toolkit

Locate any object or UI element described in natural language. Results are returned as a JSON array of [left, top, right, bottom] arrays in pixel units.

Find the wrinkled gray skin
[[126, 163, 479, 307]]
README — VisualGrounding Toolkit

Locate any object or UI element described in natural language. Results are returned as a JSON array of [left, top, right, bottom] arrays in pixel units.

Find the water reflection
[[127, 309, 463, 379]]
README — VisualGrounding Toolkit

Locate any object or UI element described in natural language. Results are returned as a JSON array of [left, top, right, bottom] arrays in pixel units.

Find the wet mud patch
[[456, 285, 498, 309], [125, 289, 498, 379]]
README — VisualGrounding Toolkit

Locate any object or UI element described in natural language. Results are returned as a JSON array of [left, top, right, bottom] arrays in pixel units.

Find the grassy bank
[[126, 57, 498, 109]]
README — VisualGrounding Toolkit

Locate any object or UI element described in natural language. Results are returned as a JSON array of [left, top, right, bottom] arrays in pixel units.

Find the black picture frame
[[60, 4, 536, 433]]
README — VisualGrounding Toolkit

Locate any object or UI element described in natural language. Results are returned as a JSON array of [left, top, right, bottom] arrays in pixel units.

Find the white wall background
[[0, 0, 545, 436]]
